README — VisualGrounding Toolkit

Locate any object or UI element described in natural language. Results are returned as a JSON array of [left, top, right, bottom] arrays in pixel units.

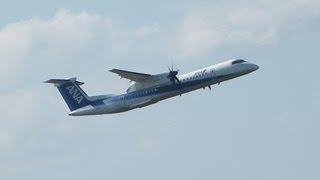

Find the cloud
[[1, 2, 319, 83], [171, 6, 275, 58], [170, 0, 320, 58], [0, 21, 33, 82], [0, 10, 97, 82], [0, 9, 164, 84]]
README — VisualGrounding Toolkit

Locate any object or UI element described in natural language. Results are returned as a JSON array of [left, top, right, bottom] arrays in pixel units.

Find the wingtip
[[109, 69, 119, 72]]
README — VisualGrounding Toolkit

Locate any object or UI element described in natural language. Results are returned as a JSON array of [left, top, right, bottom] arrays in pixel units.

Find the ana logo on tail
[[66, 85, 84, 104]]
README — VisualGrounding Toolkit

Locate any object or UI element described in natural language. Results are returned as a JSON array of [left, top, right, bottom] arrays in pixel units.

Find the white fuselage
[[69, 59, 259, 116]]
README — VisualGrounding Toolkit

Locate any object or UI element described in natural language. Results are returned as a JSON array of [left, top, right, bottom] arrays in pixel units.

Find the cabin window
[[232, 59, 245, 65]]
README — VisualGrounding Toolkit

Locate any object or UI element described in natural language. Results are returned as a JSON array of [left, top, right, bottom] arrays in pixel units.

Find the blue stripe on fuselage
[[90, 74, 230, 106], [122, 74, 229, 100], [89, 72, 242, 107]]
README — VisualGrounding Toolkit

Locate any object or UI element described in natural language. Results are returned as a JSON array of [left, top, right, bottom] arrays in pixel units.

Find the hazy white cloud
[[0, 10, 99, 82], [0, 9, 164, 84], [171, 0, 320, 58], [0, 21, 33, 82], [1, 2, 318, 83], [171, 6, 276, 58]]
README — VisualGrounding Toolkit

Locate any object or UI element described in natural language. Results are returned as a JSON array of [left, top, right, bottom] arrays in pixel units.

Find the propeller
[[167, 64, 180, 84]]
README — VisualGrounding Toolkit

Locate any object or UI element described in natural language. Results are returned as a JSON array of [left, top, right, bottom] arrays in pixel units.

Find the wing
[[109, 69, 152, 82]]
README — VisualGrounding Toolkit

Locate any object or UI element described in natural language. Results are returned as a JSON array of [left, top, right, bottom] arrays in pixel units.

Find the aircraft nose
[[247, 63, 259, 73], [253, 64, 259, 71]]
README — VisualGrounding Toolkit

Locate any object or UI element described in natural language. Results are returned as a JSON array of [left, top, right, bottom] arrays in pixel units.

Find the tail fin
[[45, 78, 91, 111]]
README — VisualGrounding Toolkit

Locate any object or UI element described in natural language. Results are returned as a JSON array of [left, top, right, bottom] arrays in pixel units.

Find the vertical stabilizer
[[45, 78, 91, 111]]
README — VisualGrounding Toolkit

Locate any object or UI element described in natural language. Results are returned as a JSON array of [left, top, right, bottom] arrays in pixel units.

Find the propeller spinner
[[167, 65, 180, 84]]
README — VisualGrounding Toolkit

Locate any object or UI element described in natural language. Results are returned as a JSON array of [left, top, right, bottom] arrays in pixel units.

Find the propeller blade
[[174, 76, 180, 83], [166, 62, 180, 84], [171, 63, 174, 73], [171, 78, 176, 84]]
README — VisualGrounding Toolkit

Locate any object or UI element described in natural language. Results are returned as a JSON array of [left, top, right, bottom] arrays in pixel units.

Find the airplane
[[45, 59, 259, 116]]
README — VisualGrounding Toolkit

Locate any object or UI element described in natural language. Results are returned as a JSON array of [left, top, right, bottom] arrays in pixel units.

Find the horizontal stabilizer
[[44, 78, 84, 86]]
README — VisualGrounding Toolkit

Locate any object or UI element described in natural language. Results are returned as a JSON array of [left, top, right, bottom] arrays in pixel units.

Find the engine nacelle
[[126, 72, 172, 93]]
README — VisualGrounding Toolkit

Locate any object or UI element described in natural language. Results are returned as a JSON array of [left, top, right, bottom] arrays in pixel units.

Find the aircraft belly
[[126, 96, 157, 109]]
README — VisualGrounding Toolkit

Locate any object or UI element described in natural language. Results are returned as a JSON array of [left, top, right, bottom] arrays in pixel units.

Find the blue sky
[[1, 0, 320, 179]]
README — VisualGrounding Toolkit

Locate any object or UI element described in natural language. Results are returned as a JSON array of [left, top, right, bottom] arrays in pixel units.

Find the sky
[[1, 0, 320, 179]]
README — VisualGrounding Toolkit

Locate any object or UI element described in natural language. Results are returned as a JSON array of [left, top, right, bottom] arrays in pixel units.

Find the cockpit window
[[232, 59, 246, 65]]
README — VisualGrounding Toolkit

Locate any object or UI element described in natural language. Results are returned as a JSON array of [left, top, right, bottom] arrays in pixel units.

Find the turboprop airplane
[[45, 59, 258, 116]]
